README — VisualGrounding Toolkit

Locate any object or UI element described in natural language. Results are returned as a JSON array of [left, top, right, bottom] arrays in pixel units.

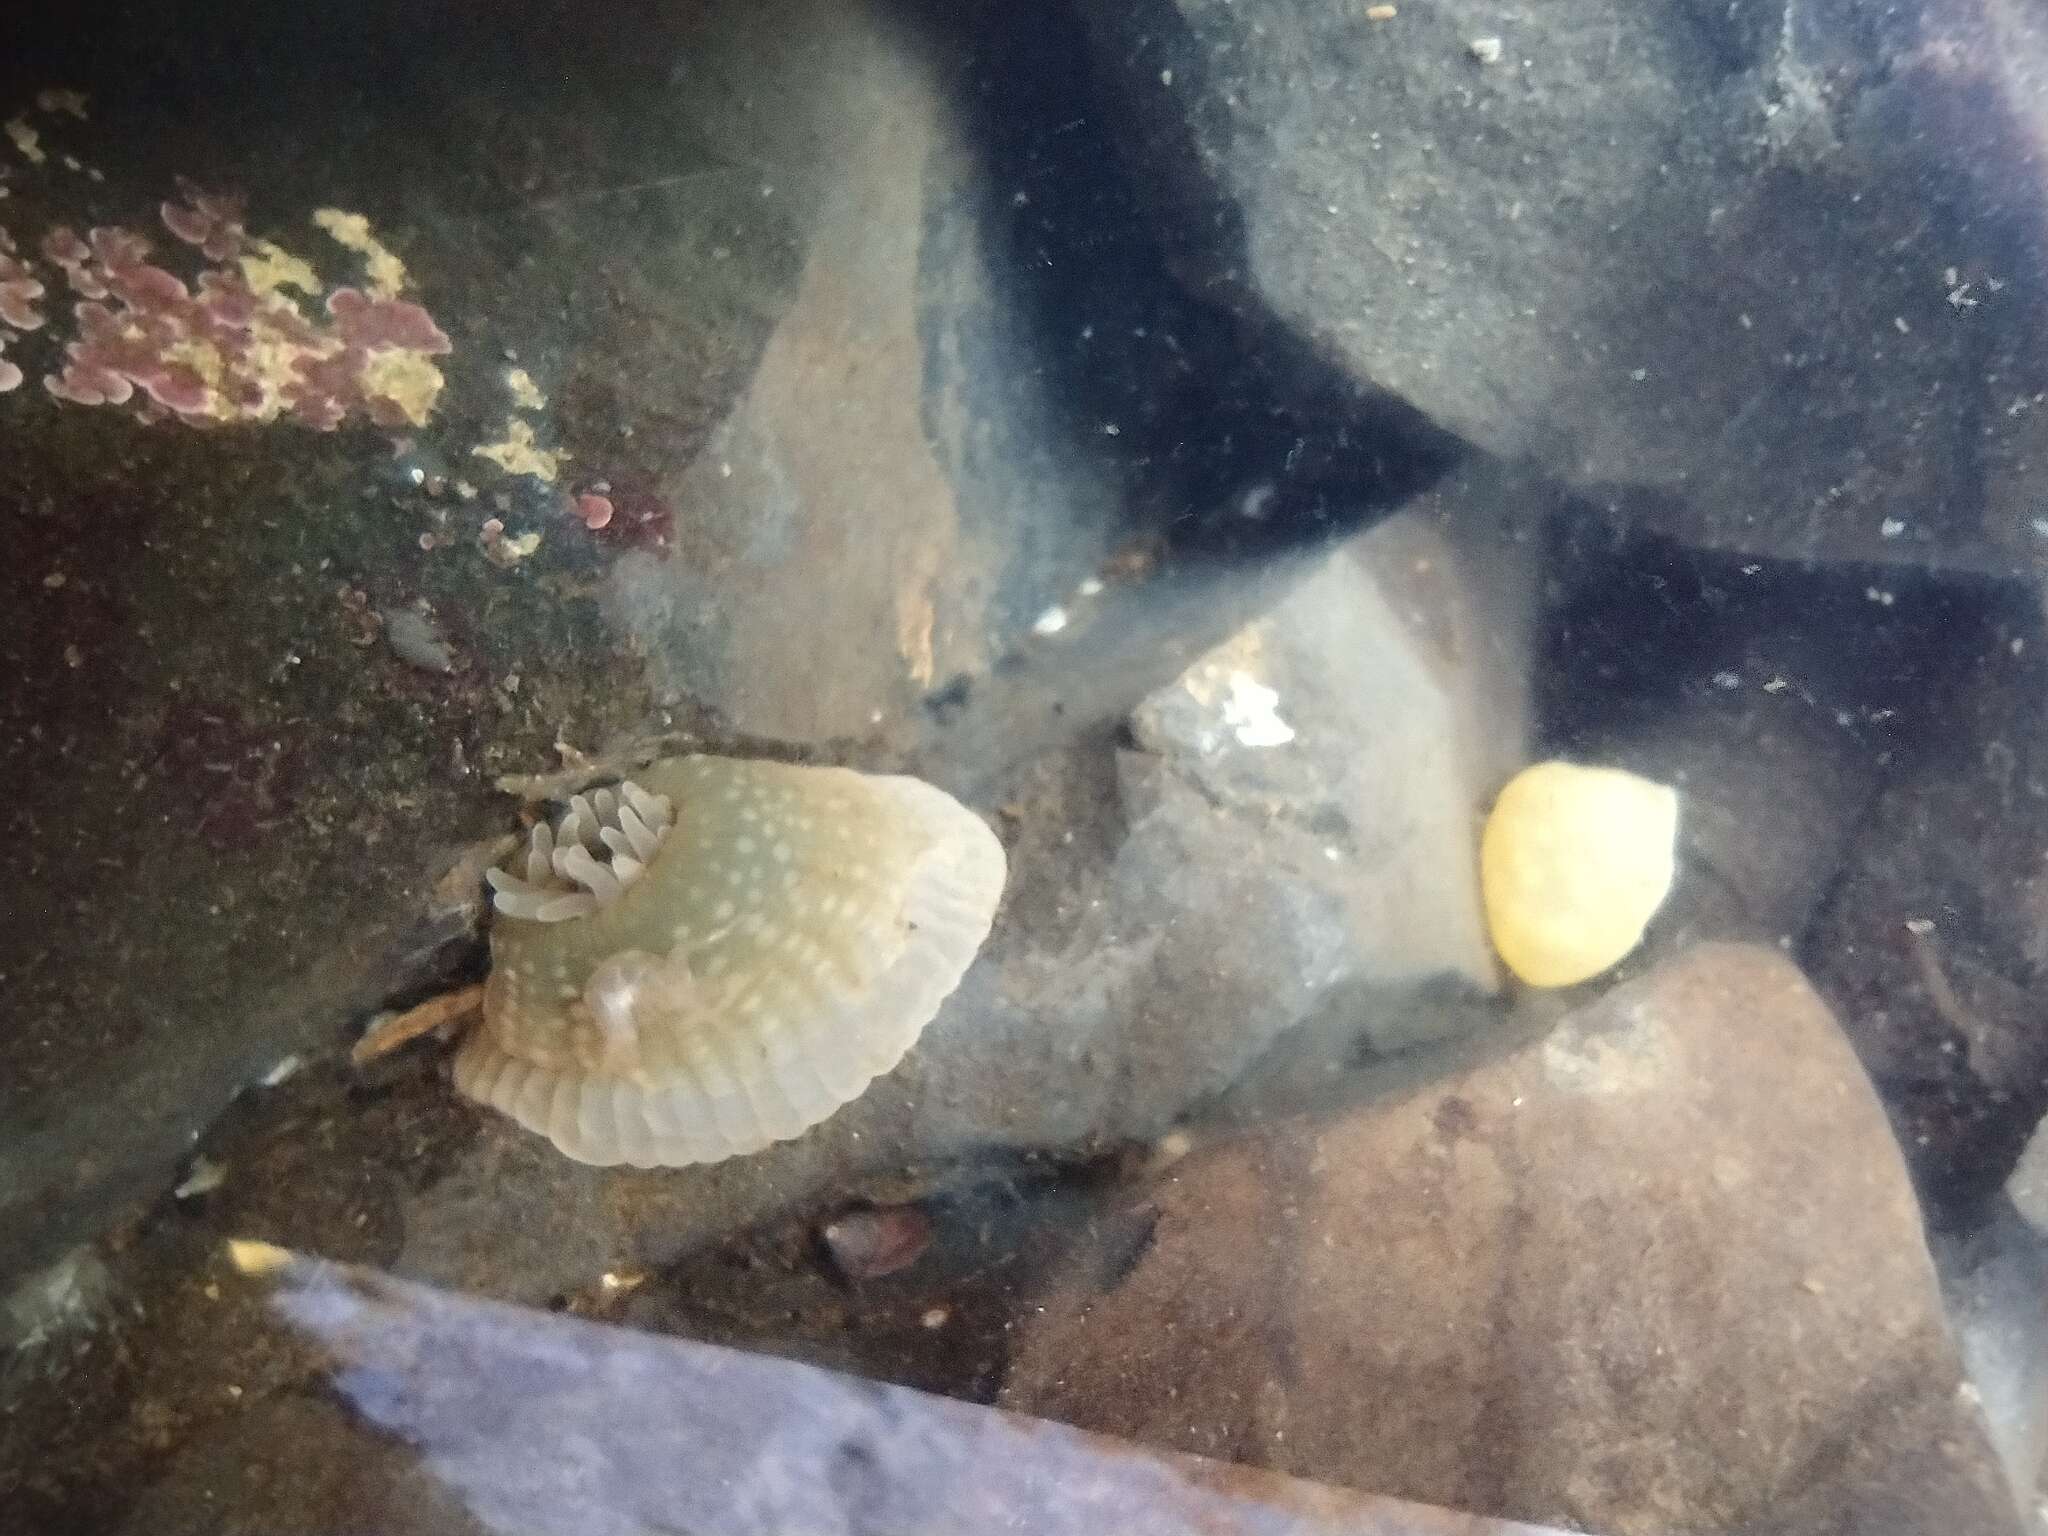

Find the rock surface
[[1531, 525, 2025, 959], [1535, 532, 1889, 949], [111, 1397, 486, 1536], [1002, 944, 2018, 1536], [1935, 1204, 2048, 1518], [1127, 497, 1529, 1003], [396, 501, 1528, 1298], [1520, 522, 2048, 1222], [0, 0, 1446, 1290], [13, 4, 2048, 1536], [2007, 1121, 2048, 1240], [1797, 581, 2048, 1220], [1080, 0, 2048, 570], [114, 1262, 1588, 1536]]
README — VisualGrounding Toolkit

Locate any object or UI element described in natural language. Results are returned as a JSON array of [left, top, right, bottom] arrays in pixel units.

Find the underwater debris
[[1031, 605, 1069, 636], [352, 983, 486, 1066], [457, 756, 1007, 1166], [173, 1156, 227, 1200], [822, 1204, 933, 1279], [224, 1238, 293, 1277]]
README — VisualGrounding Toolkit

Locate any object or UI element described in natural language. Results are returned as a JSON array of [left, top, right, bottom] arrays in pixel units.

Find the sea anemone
[[1480, 759, 1679, 989], [455, 755, 1007, 1167]]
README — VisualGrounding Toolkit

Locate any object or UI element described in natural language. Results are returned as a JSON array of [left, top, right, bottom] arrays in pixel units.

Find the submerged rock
[[1003, 945, 2016, 1536], [394, 501, 1532, 1297], [1935, 1205, 2048, 1517], [1079, 0, 2048, 571], [0, 0, 1444, 1292], [1799, 586, 2048, 1220]]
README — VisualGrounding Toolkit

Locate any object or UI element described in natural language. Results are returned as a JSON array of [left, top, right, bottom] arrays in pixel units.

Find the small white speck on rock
[[174, 1157, 226, 1200], [260, 1054, 303, 1087]]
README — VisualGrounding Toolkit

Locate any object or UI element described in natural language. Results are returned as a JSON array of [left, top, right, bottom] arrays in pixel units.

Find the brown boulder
[[1003, 945, 2019, 1535]]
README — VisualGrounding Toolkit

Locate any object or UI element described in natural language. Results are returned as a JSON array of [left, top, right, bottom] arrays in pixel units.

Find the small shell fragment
[[822, 1205, 933, 1280], [224, 1239, 295, 1277], [456, 755, 1007, 1167], [174, 1157, 227, 1200], [1480, 760, 1678, 988], [352, 983, 486, 1066]]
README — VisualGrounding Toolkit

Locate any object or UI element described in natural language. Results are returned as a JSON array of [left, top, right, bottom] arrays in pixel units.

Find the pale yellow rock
[[1481, 760, 1678, 987]]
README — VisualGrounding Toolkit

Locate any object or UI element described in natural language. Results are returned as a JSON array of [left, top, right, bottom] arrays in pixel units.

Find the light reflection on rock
[[259, 1250, 1572, 1536]]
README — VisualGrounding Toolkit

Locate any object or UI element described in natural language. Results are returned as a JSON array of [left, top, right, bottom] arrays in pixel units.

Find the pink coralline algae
[[12, 182, 452, 429], [0, 257, 45, 329], [583, 480, 674, 552], [158, 178, 246, 262], [42, 225, 107, 299], [0, 225, 45, 393]]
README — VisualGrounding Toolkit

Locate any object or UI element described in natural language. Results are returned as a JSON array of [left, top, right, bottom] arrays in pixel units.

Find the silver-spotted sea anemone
[[455, 755, 1007, 1167]]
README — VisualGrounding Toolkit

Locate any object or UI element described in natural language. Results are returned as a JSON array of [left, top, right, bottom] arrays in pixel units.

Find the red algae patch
[[0, 158, 452, 429]]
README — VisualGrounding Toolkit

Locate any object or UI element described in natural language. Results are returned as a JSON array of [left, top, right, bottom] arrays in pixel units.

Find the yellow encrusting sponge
[[1481, 759, 1679, 988]]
